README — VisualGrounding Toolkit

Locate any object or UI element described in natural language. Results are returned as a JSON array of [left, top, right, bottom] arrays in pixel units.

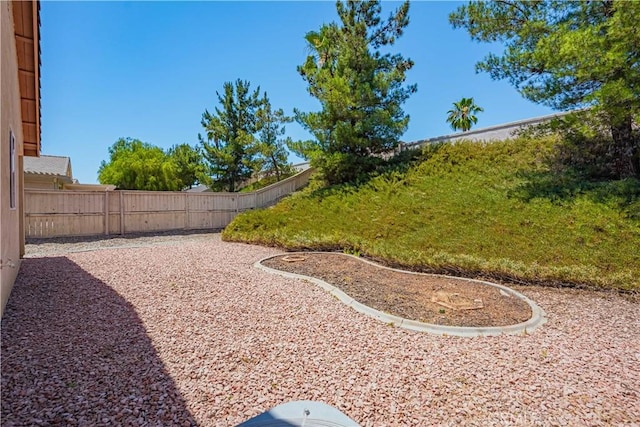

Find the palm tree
[[304, 30, 330, 68], [446, 97, 484, 132]]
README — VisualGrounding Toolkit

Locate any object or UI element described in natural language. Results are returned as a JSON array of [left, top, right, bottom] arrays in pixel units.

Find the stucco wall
[[25, 174, 70, 190], [1, 2, 25, 316], [402, 112, 571, 150]]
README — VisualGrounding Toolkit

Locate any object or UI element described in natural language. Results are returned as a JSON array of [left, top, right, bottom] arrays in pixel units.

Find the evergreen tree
[[167, 143, 205, 190], [200, 80, 262, 192], [294, 0, 416, 184], [450, 0, 640, 177], [256, 93, 293, 181]]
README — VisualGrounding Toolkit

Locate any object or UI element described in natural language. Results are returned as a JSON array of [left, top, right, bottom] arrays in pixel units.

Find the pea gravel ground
[[2, 232, 639, 426]]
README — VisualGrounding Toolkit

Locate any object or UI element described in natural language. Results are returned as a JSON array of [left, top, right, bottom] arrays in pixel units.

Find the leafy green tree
[[167, 143, 205, 190], [98, 138, 180, 191], [446, 97, 484, 132], [256, 93, 293, 181], [294, 0, 417, 184], [199, 80, 262, 192], [450, 0, 640, 177]]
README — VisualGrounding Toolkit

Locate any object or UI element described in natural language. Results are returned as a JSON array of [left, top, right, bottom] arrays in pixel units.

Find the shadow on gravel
[[26, 228, 221, 245], [1, 257, 197, 426]]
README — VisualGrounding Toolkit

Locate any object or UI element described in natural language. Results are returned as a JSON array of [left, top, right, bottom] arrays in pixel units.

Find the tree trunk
[[611, 115, 640, 178], [271, 154, 281, 181]]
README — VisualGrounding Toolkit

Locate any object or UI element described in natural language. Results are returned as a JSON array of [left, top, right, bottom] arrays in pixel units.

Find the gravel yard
[[2, 233, 639, 426]]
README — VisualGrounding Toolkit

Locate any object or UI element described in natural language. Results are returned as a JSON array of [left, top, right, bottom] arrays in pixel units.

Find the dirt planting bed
[[262, 253, 533, 328]]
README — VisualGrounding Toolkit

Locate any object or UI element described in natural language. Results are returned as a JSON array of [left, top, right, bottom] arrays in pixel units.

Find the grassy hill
[[223, 137, 640, 291]]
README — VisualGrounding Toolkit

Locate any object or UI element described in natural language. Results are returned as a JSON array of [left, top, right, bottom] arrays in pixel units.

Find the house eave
[[13, 0, 41, 157]]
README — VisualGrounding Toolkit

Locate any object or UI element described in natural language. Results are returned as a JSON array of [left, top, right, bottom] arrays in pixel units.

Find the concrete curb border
[[255, 252, 547, 338]]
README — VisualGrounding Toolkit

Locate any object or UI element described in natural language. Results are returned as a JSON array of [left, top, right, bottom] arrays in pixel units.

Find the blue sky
[[40, 1, 554, 185]]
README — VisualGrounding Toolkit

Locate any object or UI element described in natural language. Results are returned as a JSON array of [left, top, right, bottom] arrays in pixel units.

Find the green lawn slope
[[223, 137, 640, 291]]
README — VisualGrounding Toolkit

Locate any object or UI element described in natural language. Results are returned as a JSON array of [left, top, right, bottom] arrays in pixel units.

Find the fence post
[[184, 192, 189, 230], [104, 190, 110, 236], [119, 191, 125, 235]]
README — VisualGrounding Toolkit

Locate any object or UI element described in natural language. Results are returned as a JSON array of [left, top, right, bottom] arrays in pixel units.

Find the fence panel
[[25, 190, 106, 238], [121, 191, 187, 234], [24, 168, 314, 239]]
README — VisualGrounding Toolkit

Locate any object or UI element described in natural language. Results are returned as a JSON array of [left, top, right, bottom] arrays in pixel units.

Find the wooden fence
[[25, 168, 314, 238]]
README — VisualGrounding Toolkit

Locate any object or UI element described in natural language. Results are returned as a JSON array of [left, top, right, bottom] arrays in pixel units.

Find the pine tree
[[256, 93, 293, 181], [450, 0, 640, 177], [200, 80, 262, 192], [167, 143, 205, 190], [294, 0, 416, 184]]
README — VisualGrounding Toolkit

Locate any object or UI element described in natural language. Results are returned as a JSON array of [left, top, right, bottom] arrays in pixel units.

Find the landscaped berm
[[223, 137, 640, 293]]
